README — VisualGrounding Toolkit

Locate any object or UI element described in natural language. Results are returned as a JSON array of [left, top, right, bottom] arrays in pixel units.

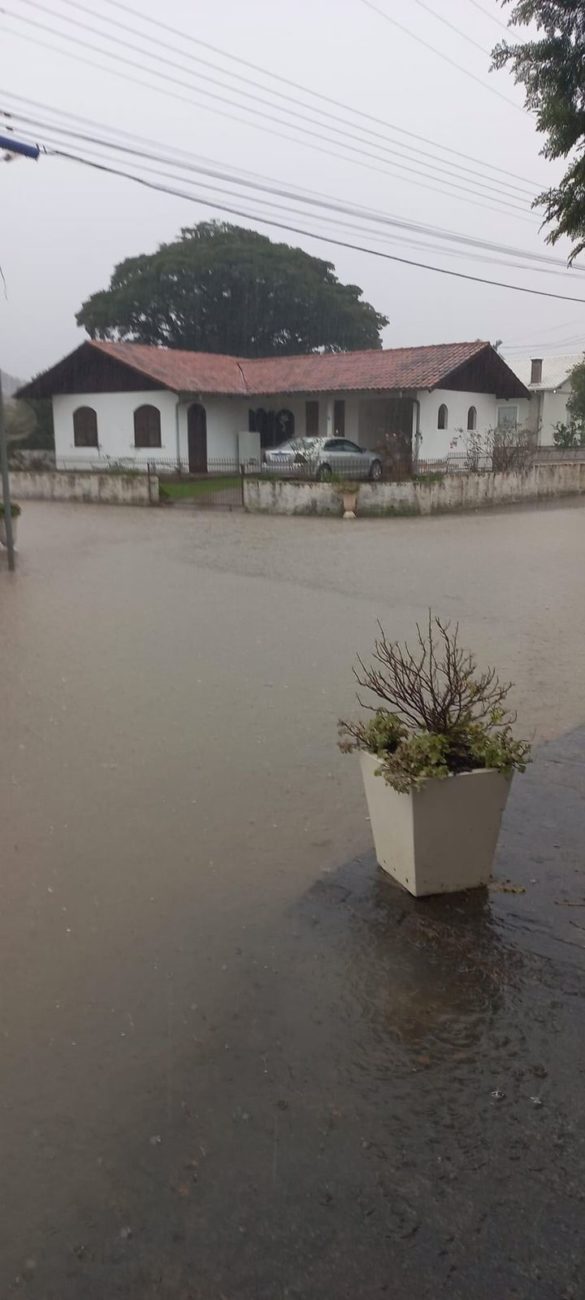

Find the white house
[[19, 338, 529, 470], [504, 354, 584, 443]]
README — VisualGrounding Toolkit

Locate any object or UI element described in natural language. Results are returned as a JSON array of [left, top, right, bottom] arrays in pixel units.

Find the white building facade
[[503, 354, 583, 444], [20, 338, 530, 470]]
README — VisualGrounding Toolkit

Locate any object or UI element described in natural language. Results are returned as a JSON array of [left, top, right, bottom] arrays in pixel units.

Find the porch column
[[325, 397, 334, 438], [175, 399, 181, 471]]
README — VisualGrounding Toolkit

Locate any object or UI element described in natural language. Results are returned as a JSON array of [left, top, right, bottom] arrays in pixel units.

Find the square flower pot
[[360, 751, 512, 896]]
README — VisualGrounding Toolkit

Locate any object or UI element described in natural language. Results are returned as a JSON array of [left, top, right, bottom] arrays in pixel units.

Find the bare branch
[[348, 615, 516, 737]]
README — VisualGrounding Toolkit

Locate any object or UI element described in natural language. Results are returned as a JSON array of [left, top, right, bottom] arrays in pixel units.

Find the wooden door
[[188, 403, 207, 473]]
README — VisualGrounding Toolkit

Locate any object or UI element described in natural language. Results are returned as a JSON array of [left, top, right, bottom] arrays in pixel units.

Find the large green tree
[[76, 222, 388, 355], [492, 2, 585, 261]]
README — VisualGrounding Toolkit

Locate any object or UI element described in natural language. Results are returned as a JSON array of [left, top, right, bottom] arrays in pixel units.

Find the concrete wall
[[243, 478, 341, 515], [244, 462, 585, 517], [534, 445, 585, 463], [417, 389, 531, 460], [9, 469, 158, 505]]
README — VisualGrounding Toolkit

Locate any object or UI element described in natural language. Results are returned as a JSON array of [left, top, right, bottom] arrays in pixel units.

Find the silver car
[[263, 437, 383, 481]]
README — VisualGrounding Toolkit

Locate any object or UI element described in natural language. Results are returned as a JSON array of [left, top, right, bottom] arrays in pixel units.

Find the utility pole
[[0, 131, 40, 571], [0, 370, 15, 570]]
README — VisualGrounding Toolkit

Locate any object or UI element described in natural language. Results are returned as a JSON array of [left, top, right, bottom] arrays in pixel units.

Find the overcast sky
[[2, 0, 584, 380]]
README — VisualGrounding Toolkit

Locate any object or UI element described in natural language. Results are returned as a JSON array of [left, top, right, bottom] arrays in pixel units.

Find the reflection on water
[[299, 859, 523, 1084]]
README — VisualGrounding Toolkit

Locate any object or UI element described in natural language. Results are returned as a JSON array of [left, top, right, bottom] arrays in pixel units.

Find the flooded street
[[1, 500, 585, 1298]]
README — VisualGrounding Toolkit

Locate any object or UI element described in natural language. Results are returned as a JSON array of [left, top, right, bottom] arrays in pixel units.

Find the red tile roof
[[19, 338, 529, 400], [92, 338, 490, 395], [243, 341, 491, 395], [91, 341, 248, 394]]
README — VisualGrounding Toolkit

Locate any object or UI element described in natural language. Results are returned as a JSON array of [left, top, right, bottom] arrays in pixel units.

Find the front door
[[188, 403, 207, 473]]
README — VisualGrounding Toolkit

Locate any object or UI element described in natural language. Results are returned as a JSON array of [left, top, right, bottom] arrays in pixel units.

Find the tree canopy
[[492, 2, 585, 262], [76, 222, 388, 355], [567, 356, 585, 425]]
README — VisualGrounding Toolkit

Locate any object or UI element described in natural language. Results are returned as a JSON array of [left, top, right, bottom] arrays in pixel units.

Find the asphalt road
[[1, 500, 585, 1299]]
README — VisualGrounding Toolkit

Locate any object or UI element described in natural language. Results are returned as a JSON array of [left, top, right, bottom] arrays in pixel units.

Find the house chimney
[[531, 358, 543, 384]]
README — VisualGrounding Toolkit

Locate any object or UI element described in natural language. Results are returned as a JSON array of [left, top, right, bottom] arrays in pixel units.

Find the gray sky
[[2, 0, 584, 380]]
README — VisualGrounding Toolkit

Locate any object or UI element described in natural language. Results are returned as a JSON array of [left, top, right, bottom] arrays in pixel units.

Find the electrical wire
[[47, 0, 532, 200], [7, 1, 534, 216], [468, 0, 511, 34], [97, 0, 533, 188], [410, 0, 489, 53], [4, 93, 576, 275], [2, 21, 535, 225], [30, 139, 585, 304], [10, 117, 575, 281], [359, 0, 521, 109]]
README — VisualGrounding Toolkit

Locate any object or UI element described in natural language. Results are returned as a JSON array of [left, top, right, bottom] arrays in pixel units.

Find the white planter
[[359, 751, 512, 896], [341, 490, 358, 519]]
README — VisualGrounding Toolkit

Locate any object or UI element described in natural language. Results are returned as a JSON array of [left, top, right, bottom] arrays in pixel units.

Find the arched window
[[437, 404, 448, 430], [134, 404, 161, 448], [73, 405, 98, 447], [467, 405, 477, 431]]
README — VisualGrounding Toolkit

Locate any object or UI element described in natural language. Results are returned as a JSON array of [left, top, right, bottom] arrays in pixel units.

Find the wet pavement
[[1, 501, 585, 1298]]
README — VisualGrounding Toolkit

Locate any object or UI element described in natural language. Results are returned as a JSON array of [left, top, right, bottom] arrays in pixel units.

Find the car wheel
[[317, 464, 332, 481], [369, 459, 383, 481]]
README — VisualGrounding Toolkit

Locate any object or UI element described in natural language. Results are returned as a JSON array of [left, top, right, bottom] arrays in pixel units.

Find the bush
[[553, 420, 585, 449], [464, 426, 534, 473], [0, 501, 22, 518], [339, 614, 530, 793]]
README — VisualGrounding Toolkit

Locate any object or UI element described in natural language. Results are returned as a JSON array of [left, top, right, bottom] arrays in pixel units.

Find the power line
[[14, 0, 538, 191], [3, 18, 534, 223], [504, 336, 585, 353], [410, 0, 489, 53], [49, 0, 531, 198], [35, 141, 585, 303], [19, 127, 555, 275], [359, 0, 522, 109], [9, 0, 534, 215], [4, 93, 576, 275], [468, 0, 511, 34], [10, 115, 576, 282], [99, 0, 533, 186]]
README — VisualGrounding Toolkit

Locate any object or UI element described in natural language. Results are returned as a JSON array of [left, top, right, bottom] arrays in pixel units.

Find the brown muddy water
[[1, 501, 585, 1299]]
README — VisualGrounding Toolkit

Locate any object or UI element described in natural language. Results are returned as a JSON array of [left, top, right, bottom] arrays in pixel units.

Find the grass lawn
[[160, 477, 242, 500]]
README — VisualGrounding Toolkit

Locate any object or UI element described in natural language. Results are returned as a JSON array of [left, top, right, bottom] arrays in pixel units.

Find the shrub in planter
[[339, 615, 530, 895], [0, 500, 21, 547]]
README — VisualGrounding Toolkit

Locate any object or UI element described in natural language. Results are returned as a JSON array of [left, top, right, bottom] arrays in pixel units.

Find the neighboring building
[[505, 354, 584, 443], [18, 338, 529, 470]]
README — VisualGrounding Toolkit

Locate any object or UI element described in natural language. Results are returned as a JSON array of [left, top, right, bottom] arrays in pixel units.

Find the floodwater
[[1, 501, 585, 1298]]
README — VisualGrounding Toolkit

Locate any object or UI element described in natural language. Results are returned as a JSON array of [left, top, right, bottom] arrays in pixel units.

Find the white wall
[[53, 390, 179, 468], [540, 384, 572, 443], [416, 389, 531, 460], [53, 385, 533, 470], [9, 468, 157, 505], [176, 396, 250, 466], [53, 390, 252, 469]]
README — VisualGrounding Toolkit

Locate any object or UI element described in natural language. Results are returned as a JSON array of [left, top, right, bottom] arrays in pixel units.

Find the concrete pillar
[[325, 397, 334, 438]]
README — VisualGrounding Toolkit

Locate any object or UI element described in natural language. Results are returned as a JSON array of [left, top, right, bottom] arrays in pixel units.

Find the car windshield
[[274, 438, 321, 453]]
